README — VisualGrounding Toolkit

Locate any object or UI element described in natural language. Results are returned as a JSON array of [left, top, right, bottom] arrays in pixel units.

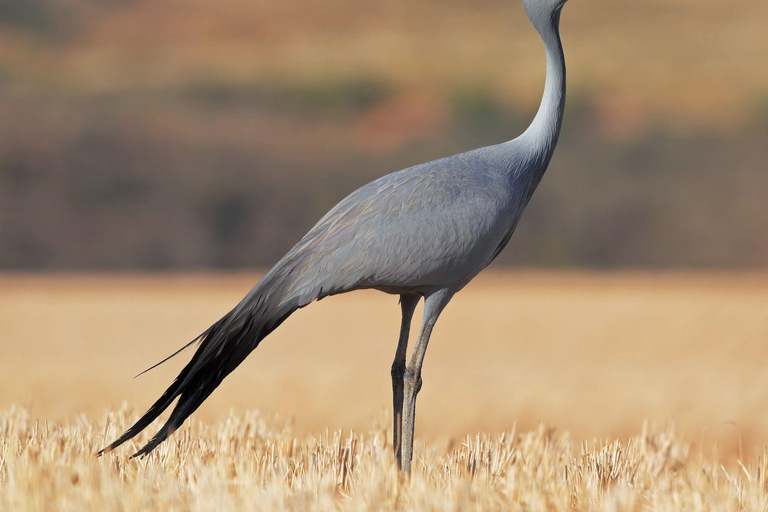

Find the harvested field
[[3, 407, 768, 511], [1, 271, 768, 510]]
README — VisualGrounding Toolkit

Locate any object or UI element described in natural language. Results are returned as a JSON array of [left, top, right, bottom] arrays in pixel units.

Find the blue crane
[[100, 0, 571, 474]]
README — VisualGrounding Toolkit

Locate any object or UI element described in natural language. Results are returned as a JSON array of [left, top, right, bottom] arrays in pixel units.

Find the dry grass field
[[4, 409, 768, 512], [2, 272, 768, 509]]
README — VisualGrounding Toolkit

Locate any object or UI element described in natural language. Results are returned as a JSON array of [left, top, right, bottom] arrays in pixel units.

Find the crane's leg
[[391, 293, 419, 469], [401, 288, 454, 475]]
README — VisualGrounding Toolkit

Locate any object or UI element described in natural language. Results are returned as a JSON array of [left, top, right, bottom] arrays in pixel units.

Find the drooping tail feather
[[97, 290, 296, 458], [132, 335, 201, 379]]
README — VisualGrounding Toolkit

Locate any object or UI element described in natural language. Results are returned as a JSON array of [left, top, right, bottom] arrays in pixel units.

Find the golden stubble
[[2, 271, 768, 509]]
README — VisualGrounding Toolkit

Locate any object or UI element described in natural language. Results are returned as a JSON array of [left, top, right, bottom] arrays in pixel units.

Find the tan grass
[[2, 406, 768, 511], [3, 272, 768, 451], [2, 271, 768, 509]]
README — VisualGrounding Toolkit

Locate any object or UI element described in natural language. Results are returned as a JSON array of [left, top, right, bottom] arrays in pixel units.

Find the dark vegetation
[[1, 0, 767, 270]]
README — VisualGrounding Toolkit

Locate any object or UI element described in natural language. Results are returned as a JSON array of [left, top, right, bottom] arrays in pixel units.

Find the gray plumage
[[100, 0, 570, 474]]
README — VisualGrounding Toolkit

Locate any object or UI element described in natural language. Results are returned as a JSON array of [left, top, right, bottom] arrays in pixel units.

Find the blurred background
[[2, 0, 768, 455], [1, 0, 767, 270]]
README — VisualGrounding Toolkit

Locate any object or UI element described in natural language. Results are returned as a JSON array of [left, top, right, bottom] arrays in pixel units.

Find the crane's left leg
[[400, 288, 454, 475], [391, 293, 420, 469]]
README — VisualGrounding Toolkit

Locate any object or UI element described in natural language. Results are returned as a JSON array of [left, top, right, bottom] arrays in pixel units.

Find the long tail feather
[[97, 299, 293, 457], [133, 334, 204, 379]]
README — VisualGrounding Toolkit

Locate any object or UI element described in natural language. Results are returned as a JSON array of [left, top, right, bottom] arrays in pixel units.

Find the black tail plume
[[97, 300, 294, 458]]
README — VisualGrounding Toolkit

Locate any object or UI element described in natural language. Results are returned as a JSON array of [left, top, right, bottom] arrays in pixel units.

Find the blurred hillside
[[1, 0, 767, 269]]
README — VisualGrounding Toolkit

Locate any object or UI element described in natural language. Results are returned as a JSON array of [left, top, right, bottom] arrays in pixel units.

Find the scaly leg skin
[[391, 294, 419, 470], [400, 288, 454, 475]]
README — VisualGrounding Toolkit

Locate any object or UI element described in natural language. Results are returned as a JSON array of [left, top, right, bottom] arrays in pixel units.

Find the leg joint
[[403, 367, 422, 393], [391, 361, 406, 379]]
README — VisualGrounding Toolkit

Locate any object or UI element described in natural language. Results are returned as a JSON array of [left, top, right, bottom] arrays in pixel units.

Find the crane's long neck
[[524, 9, 565, 157], [504, 7, 566, 171]]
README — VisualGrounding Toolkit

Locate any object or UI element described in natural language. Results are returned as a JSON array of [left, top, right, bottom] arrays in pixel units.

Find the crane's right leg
[[401, 288, 453, 475], [391, 293, 419, 469]]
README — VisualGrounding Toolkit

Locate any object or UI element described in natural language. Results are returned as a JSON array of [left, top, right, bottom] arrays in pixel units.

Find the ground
[[2, 272, 768, 509]]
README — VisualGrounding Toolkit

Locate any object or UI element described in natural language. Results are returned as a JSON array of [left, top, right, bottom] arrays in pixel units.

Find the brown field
[[4, 409, 768, 512], [4, 0, 768, 132], [2, 272, 768, 509]]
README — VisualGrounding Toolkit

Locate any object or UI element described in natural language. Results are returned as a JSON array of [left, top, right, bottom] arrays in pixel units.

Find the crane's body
[[100, 0, 570, 474]]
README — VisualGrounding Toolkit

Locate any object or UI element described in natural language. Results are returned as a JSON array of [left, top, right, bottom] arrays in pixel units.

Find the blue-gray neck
[[499, 7, 566, 173]]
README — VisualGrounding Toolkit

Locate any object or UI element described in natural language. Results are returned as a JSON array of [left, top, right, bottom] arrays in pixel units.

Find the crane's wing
[[275, 152, 512, 299]]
